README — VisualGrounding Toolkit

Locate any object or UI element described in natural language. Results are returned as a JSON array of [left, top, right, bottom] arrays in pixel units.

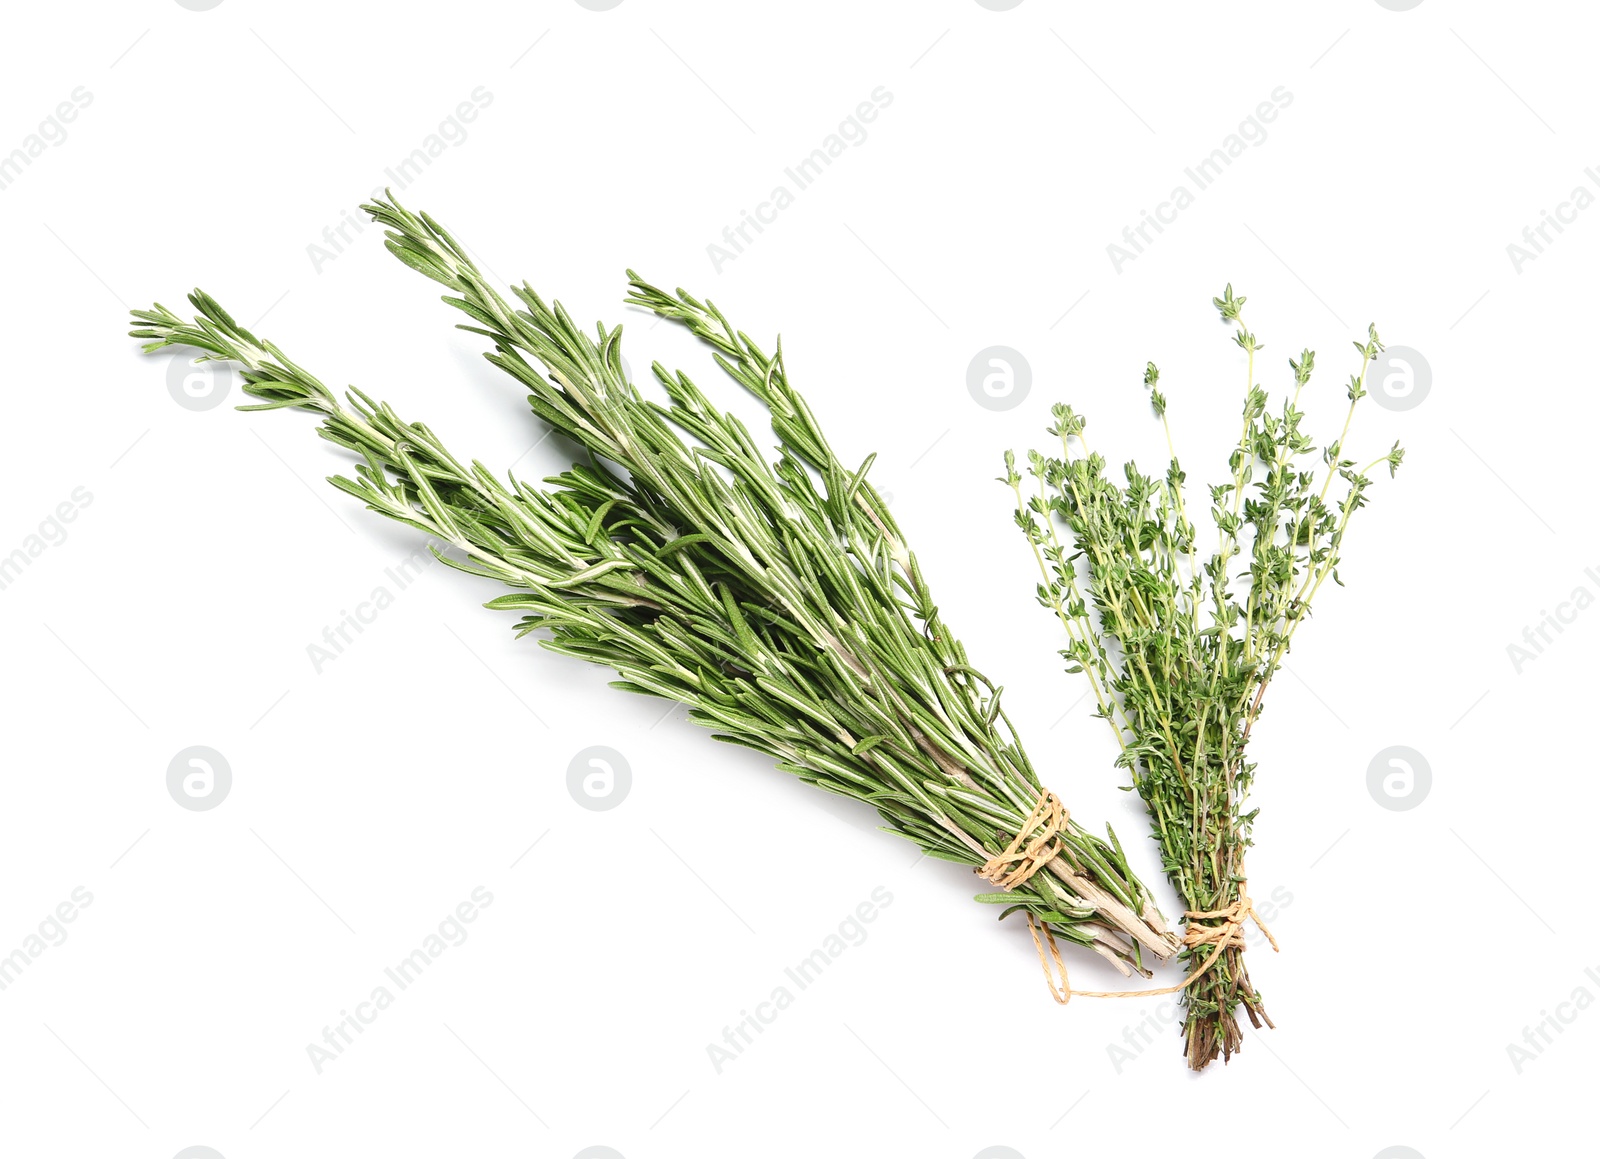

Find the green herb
[[130, 196, 1179, 980], [1004, 284, 1403, 1068]]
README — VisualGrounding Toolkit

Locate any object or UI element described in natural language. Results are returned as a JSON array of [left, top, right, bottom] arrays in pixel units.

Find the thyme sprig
[[130, 197, 1179, 977], [1006, 286, 1402, 1068]]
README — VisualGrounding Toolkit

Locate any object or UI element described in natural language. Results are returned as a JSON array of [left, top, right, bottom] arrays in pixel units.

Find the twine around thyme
[[979, 789, 1279, 1004]]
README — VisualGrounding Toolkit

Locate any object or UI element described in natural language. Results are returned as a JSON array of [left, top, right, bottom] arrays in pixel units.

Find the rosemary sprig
[[1006, 285, 1402, 1068], [130, 197, 1179, 978]]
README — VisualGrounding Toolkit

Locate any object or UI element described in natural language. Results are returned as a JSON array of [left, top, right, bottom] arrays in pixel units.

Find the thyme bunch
[[1005, 285, 1403, 1068], [130, 197, 1179, 980]]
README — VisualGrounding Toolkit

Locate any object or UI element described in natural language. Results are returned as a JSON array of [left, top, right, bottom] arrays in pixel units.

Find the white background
[[1, 1, 1594, 1157]]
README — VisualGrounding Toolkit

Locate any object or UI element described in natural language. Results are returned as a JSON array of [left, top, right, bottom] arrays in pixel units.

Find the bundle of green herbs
[[1004, 284, 1402, 1069], [131, 197, 1180, 984]]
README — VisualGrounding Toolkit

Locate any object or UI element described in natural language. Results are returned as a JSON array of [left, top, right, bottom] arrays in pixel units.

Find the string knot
[[1024, 879, 1281, 1006], [977, 790, 1067, 891], [1182, 886, 1280, 954]]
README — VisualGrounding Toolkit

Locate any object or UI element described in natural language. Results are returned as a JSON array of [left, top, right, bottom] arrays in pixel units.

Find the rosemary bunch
[[1005, 285, 1402, 1068], [130, 197, 1179, 978]]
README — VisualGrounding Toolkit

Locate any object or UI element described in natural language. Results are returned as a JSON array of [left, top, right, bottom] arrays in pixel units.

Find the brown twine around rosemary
[[977, 788, 1280, 1005], [977, 788, 1069, 891]]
